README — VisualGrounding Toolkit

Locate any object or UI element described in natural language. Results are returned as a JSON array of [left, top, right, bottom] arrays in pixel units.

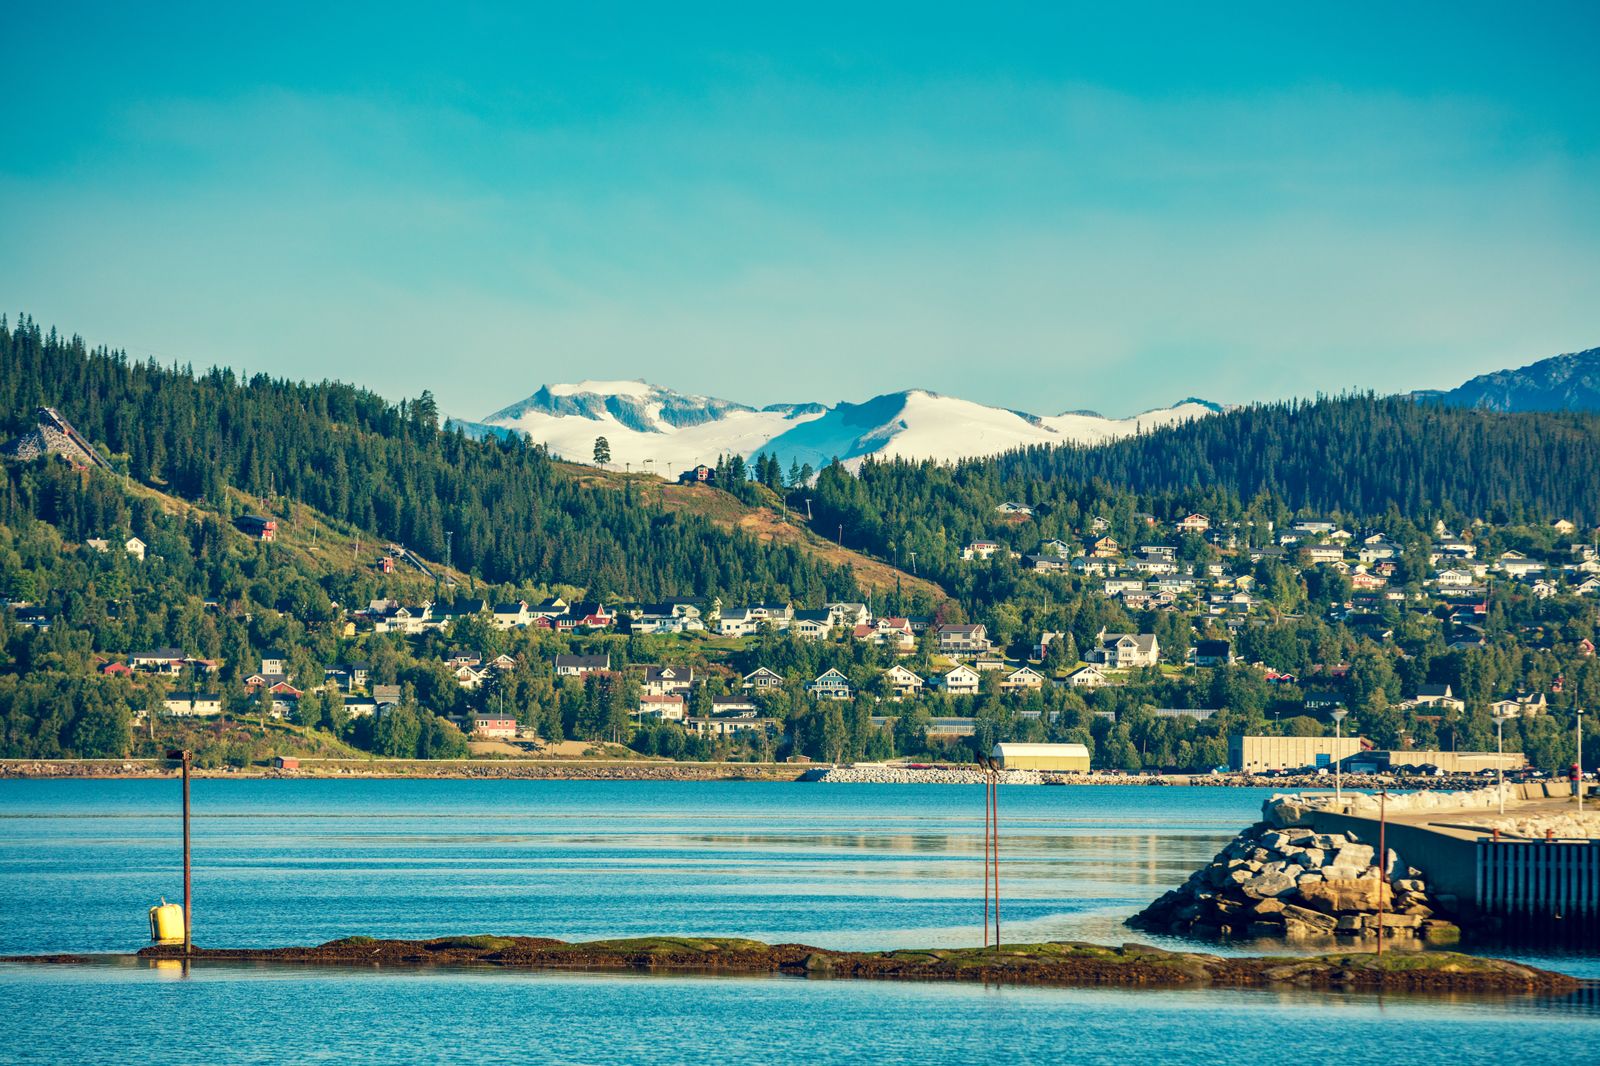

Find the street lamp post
[[1330, 709, 1348, 803], [1579, 707, 1586, 813], [1494, 712, 1518, 815]]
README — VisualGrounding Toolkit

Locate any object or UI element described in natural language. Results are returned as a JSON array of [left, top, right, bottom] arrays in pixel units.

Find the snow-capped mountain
[[458, 381, 1220, 473]]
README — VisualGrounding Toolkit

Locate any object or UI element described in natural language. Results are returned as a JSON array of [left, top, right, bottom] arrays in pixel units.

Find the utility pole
[[909, 551, 917, 575], [445, 530, 453, 574], [805, 498, 813, 522]]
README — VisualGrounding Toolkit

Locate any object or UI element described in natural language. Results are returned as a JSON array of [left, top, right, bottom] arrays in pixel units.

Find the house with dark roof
[[554, 653, 611, 677]]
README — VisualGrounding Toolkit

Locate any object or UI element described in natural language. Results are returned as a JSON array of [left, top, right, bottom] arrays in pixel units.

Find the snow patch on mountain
[[472, 381, 1219, 473]]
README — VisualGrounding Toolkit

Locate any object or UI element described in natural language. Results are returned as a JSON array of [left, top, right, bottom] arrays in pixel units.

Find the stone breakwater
[[1478, 811, 1600, 840], [0, 759, 807, 782], [1263, 785, 1516, 827], [1128, 794, 1461, 945], [816, 766, 1044, 785]]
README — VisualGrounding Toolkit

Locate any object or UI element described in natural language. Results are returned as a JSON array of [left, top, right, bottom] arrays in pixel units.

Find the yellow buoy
[[149, 900, 186, 944]]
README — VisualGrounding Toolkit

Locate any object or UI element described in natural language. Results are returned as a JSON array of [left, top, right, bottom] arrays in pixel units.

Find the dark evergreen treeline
[[993, 394, 1600, 524], [0, 316, 862, 605], [804, 394, 1600, 611]]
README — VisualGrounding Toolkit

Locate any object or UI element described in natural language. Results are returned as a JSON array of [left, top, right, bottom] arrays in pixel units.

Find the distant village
[[11, 494, 1591, 772]]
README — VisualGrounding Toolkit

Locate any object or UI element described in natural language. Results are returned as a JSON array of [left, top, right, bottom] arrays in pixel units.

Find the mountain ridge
[[466, 381, 1222, 473], [1414, 346, 1600, 412]]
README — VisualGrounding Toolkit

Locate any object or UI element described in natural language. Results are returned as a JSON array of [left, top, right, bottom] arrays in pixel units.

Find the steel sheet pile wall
[[1476, 839, 1600, 922]]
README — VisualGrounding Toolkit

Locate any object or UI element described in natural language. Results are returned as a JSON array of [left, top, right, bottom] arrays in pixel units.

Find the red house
[[236, 515, 278, 541]]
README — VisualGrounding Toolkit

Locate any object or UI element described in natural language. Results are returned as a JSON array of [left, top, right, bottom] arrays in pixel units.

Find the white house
[[1087, 630, 1160, 669], [641, 665, 694, 697], [937, 664, 981, 696], [882, 665, 925, 699], [1065, 665, 1108, 688], [1000, 666, 1045, 691], [164, 692, 223, 717]]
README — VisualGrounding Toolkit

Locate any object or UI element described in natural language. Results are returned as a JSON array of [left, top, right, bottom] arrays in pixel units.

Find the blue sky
[[3, 2, 1597, 418]]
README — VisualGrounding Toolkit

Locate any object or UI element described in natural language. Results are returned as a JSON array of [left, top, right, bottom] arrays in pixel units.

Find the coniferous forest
[[0, 316, 860, 606], [2, 314, 1597, 775]]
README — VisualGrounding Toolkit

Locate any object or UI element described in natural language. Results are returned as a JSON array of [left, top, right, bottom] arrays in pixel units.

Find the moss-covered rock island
[[119, 935, 1578, 995]]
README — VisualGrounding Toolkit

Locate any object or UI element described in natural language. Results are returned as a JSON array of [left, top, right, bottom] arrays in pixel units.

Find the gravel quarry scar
[[105, 936, 1581, 995]]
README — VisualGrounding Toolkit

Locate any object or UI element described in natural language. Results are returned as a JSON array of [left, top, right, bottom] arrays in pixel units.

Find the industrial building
[[1228, 735, 1362, 772], [990, 743, 1091, 772], [1353, 749, 1527, 774]]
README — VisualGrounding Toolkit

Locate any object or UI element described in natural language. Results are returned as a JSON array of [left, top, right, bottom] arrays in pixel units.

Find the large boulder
[[1242, 871, 1298, 899], [1298, 878, 1391, 914], [1281, 903, 1337, 928], [1263, 798, 1314, 828], [1330, 843, 1375, 868]]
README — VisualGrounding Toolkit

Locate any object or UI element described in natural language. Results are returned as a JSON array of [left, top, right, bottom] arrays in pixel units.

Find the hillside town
[[12, 499, 1596, 774]]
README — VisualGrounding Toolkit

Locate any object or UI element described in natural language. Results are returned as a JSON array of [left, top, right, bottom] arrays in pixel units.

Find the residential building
[[1087, 630, 1160, 669], [807, 668, 853, 701], [935, 623, 991, 657], [129, 648, 186, 674], [792, 610, 834, 641], [637, 694, 687, 722], [1489, 692, 1548, 718], [961, 541, 1003, 561], [1192, 639, 1233, 667], [163, 692, 223, 717], [1404, 684, 1464, 713], [637, 665, 693, 697], [554, 653, 610, 677], [882, 665, 925, 699], [471, 713, 518, 739], [492, 601, 530, 629], [1000, 666, 1045, 691], [937, 664, 981, 696], [742, 667, 784, 690], [1064, 665, 1108, 688]]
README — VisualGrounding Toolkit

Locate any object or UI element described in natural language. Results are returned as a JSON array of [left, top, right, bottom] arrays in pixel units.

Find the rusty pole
[[182, 750, 192, 957], [982, 762, 991, 948], [1376, 789, 1386, 959], [992, 764, 1000, 949]]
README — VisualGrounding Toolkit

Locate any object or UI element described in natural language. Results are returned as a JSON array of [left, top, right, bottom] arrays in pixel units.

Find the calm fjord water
[[1, 779, 1595, 1064]]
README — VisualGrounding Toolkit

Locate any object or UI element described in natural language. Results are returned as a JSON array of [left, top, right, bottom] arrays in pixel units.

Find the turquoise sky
[[3, 3, 1597, 418]]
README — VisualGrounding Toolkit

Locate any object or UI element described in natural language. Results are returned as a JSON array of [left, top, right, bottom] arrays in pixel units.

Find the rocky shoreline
[[24, 935, 1554, 994], [1128, 792, 1480, 946], [0, 758, 809, 782], [0, 759, 1537, 789]]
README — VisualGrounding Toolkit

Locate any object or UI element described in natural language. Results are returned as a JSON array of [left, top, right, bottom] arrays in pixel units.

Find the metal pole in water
[[181, 750, 192, 957], [981, 756, 990, 948], [1376, 789, 1386, 958], [988, 757, 1001, 950]]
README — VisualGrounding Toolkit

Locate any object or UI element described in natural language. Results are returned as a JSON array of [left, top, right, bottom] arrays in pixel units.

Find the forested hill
[[0, 316, 865, 605], [990, 394, 1600, 525]]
